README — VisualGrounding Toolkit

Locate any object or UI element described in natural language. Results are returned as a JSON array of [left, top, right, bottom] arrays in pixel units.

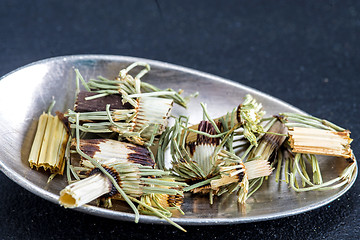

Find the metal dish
[[0, 55, 357, 225]]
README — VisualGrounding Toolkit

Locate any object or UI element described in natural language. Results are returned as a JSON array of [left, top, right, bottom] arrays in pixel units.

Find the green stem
[[200, 103, 221, 134], [275, 151, 283, 183], [129, 197, 186, 232], [75, 69, 91, 92], [183, 176, 220, 192]]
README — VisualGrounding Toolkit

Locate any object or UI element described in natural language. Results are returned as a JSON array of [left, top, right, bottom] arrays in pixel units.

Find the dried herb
[[76, 62, 193, 108], [28, 102, 69, 175], [275, 112, 357, 192]]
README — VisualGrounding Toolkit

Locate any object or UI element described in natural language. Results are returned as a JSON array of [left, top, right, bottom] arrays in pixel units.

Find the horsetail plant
[[59, 113, 187, 231], [137, 178, 185, 218], [288, 127, 353, 160], [184, 94, 265, 147], [60, 157, 186, 207], [167, 107, 265, 203], [210, 149, 273, 204], [242, 119, 288, 199], [25, 62, 359, 232], [28, 101, 69, 175], [171, 119, 223, 195], [276, 112, 357, 192], [76, 62, 192, 108], [66, 96, 173, 145]]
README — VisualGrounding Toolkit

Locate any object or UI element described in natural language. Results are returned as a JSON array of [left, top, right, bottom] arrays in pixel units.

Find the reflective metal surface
[[0, 55, 357, 225]]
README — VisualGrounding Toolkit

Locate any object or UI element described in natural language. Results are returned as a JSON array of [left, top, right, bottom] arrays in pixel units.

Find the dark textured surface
[[0, 0, 359, 239]]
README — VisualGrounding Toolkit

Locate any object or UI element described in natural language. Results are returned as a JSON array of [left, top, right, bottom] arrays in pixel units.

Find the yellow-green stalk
[[28, 112, 69, 175]]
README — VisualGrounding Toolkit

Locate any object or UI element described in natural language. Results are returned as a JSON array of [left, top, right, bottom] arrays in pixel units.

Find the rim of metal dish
[[0, 54, 357, 225]]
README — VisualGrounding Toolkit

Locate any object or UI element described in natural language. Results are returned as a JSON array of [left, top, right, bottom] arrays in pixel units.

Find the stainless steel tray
[[0, 55, 356, 225]]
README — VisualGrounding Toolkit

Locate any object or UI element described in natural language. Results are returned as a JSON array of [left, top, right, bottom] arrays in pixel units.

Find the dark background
[[0, 0, 359, 239]]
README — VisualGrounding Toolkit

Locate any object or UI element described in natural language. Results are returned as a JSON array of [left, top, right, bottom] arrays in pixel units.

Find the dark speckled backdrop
[[0, 0, 359, 239]]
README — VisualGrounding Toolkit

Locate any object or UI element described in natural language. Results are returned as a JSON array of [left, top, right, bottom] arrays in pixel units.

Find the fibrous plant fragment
[[28, 111, 69, 175]]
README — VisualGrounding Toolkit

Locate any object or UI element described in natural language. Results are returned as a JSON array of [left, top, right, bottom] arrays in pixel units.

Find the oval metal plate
[[0, 55, 357, 225]]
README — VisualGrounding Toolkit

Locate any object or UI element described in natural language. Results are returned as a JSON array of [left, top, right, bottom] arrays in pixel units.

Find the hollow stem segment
[[279, 112, 356, 191], [28, 112, 69, 175], [59, 172, 112, 208], [288, 127, 353, 160]]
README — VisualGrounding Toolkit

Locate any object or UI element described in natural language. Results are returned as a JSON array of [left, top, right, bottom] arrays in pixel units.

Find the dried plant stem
[[275, 150, 283, 183], [292, 154, 313, 186], [185, 95, 265, 147], [288, 127, 353, 159], [74, 113, 140, 222], [306, 154, 323, 185], [76, 62, 191, 108], [281, 112, 345, 132], [247, 120, 287, 162], [247, 177, 264, 199], [155, 126, 172, 170], [129, 196, 186, 232], [60, 173, 112, 208], [290, 161, 357, 192], [28, 112, 69, 174], [299, 155, 311, 187]]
